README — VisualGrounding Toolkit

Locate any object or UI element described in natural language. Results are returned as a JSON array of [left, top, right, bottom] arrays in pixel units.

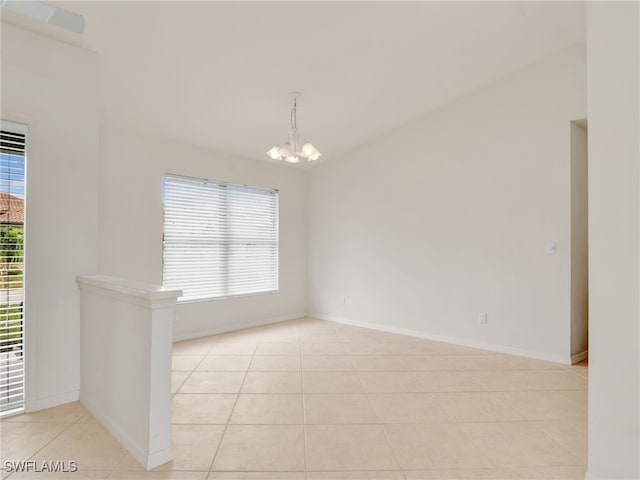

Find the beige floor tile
[[489, 465, 587, 479], [172, 394, 236, 424], [229, 394, 303, 424], [340, 333, 391, 344], [259, 333, 300, 343], [307, 472, 404, 479], [368, 393, 448, 423], [196, 356, 252, 372], [298, 322, 339, 333], [154, 425, 225, 471], [431, 392, 522, 422], [208, 343, 257, 356], [299, 333, 343, 343], [383, 342, 439, 355], [302, 355, 354, 371], [249, 356, 301, 372], [345, 343, 392, 355], [497, 391, 587, 420], [31, 423, 127, 470], [400, 355, 487, 371], [403, 469, 493, 479], [208, 473, 305, 480], [77, 412, 99, 423], [304, 394, 378, 424], [383, 424, 492, 469], [470, 370, 587, 391], [350, 356, 408, 371], [461, 422, 582, 467], [179, 372, 246, 394], [413, 371, 485, 392], [0, 422, 69, 462], [357, 372, 425, 393], [403, 354, 560, 371], [2, 401, 88, 423], [115, 454, 145, 471], [255, 343, 301, 355], [110, 472, 207, 479], [173, 338, 217, 356], [172, 355, 204, 372], [172, 372, 191, 394], [537, 420, 588, 462], [306, 425, 399, 471], [216, 330, 263, 343], [497, 355, 562, 370], [333, 324, 370, 333], [8, 471, 110, 479], [241, 372, 302, 393], [303, 372, 365, 394], [557, 389, 588, 409], [0, 319, 589, 479], [427, 343, 493, 355], [302, 343, 348, 355], [567, 365, 588, 379], [212, 425, 305, 471]]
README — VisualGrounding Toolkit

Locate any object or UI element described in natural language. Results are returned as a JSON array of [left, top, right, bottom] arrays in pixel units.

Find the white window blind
[[0, 121, 27, 417], [162, 174, 279, 302]]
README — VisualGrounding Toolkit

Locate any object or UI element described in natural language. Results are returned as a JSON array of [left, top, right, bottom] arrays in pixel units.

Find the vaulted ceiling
[[44, 2, 585, 165]]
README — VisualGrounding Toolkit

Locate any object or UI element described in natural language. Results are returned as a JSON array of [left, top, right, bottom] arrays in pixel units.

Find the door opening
[[570, 119, 588, 364]]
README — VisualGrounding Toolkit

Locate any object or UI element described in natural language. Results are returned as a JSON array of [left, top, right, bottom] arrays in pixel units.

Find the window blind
[[0, 122, 27, 416], [162, 174, 279, 302]]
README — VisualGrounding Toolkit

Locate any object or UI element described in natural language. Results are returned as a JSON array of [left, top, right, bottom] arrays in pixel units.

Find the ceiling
[[36, 1, 585, 166]]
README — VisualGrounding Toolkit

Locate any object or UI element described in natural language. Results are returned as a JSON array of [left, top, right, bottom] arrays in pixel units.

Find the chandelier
[[267, 92, 321, 163]]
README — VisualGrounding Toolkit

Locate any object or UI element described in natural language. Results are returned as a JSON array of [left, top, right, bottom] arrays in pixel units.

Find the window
[[0, 121, 27, 417], [162, 174, 279, 302]]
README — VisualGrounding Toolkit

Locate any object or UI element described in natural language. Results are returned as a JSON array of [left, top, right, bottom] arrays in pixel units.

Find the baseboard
[[28, 389, 80, 412], [308, 312, 572, 365], [571, 350, 588, 364], [173, 312, 307, 342], [80, 395, 171, 470]]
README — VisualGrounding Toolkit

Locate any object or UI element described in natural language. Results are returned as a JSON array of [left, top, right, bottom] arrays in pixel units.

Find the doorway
[[570, 119, 588, 364]]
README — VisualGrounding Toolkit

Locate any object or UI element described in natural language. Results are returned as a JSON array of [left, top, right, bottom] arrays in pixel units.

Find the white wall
[[1, 23, 99, 410], [586, 2, 640, 479], [570, 122, 588, 358], [98, 127, 307, 340], [308, 45, 586, 363]]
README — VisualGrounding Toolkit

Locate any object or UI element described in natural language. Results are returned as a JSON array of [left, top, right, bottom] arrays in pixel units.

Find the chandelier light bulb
[[267, 146, 282, 160], [279, 146, 292, 158], [302, 143, 315, 157]]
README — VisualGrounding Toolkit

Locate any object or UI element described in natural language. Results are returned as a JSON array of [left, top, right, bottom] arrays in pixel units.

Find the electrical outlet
[[340, 296, 346, 305], [478, 313, 488, 325]]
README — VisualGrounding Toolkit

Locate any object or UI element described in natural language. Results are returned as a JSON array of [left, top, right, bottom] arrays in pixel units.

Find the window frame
[[161, 173, 279, 303]]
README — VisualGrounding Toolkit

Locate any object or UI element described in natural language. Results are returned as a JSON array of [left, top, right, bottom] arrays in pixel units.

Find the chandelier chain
[[290, 97, 297, 130]]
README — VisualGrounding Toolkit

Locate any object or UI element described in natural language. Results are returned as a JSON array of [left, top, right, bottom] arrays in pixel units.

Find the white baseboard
[[173, 312, 307, 342], [308, 312, 572, 365], [80, 395, 171, 470], [28, 389, 80, 412], [571, 350, 588, 364]]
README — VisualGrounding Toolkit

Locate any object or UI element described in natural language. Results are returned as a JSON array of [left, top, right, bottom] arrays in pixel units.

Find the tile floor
[[0, 317, 588, 479]]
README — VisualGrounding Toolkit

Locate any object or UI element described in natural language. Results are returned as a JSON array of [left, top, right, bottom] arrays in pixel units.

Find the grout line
[[297, 325, 309, 480], [206, 327, 261, 473], [347, 343, 404, 472]]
